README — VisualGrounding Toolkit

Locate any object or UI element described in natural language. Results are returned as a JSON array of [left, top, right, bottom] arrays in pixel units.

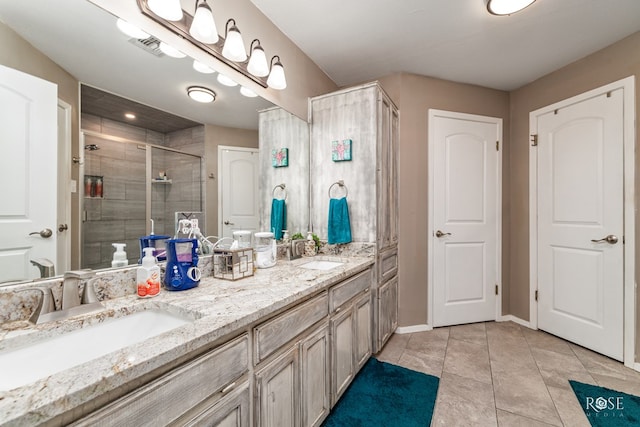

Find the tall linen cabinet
[[309, 82, 399, 352]]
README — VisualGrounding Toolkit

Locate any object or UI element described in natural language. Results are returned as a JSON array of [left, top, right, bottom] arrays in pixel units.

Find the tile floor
[[376, 321, 640, 426]]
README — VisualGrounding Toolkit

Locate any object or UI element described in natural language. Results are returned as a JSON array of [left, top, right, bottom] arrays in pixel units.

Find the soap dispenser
[[137, 247, 161, 298], [111, 243, 128, 267]]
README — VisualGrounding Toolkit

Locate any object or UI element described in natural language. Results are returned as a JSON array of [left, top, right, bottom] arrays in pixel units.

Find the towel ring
[[272, 183, 287, 200], [328, 180, 348, 198]]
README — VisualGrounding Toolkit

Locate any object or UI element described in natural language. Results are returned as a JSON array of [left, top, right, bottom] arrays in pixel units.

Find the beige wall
[[508, 32, 640, 354], [375, 73, 511, 327], [204, 124, 259, 237], [0, 22, 82, 268]]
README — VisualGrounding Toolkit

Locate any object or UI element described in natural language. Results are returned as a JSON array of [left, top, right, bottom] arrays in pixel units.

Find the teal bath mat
[[322, 357, 439, 427], [570, 380, 640, 426]]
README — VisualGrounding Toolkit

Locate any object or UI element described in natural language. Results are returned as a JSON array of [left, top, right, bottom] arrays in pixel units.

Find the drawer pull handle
[[335, 307, 342, 313], [221, 382, 236, 394], [364, 288, 370, 293]]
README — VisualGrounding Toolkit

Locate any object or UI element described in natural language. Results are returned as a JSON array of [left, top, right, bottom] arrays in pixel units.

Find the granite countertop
[[0, 255, 374, 426]]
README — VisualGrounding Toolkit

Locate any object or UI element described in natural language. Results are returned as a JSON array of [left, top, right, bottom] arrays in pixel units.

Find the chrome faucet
[[30, 258, 55, 278], [62, 269, 96, 310], [26, 269, 103, 324]]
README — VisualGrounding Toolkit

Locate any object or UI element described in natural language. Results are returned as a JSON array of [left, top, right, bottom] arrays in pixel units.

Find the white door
[[0, 65, 57, 283], [535, 90, 624, 361], [429, 110, 501, 327], [219, 146, 259, 239]]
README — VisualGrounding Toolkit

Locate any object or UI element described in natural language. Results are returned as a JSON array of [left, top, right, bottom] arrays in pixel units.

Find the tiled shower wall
[[81, 114, 203, 269]]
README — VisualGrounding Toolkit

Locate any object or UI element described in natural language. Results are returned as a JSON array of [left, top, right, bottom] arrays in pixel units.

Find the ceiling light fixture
[[116, 19, 150, 39], [193, 60, 215, 74], [240, 86, 258, 98], [187, 86, 216, 103], [159, 42, 186, 58], [486, 0, 536, 15], [247, 39, 269, 77], [217, 73, 238, 87], [147, 0, 183, 21], [124, 113, 136, 119], [189, 0, 218, 44], [221, 19, 247, 62], [267, 55, 287, 90], [138, 0, 286, 90]]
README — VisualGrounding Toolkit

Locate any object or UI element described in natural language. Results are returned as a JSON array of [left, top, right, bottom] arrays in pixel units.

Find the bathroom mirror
[[0, 0, 310, 284]]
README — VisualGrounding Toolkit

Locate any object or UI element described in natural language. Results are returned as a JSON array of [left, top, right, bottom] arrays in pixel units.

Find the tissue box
[[213, 247, 254, 281]]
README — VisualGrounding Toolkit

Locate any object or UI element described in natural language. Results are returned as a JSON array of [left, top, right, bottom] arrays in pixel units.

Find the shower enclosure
[[81, 131, 202, 269]]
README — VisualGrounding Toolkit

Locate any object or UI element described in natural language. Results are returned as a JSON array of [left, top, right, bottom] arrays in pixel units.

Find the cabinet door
[[255, 346, 299, 427], [330, 307, 354, 406], [354, 292, 372, 370], [378, 277, 398, 349], [183, 383, 250, 427], [300, 325, 330, 427]]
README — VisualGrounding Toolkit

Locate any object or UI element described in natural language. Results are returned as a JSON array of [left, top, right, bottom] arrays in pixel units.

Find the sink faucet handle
[[18, 287, 55, 324], [62, 269, 95, 310], [81, 279, 99, 304]]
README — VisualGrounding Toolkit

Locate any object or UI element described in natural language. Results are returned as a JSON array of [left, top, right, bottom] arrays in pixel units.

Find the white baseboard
[[395, 324, 432, 334], [633, 363, 640, 373], [498, 315, 533, 329]]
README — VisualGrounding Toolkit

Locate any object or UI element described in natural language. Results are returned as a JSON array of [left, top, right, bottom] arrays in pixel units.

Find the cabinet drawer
[[73, 334, 249, 427], [329, 268, 371, 312], [378, 248, 398, 284], [254, 292, 328, 363]]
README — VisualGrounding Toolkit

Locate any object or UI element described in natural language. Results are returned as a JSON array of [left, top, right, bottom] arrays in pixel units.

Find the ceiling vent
[[128, 36, 165, 57]]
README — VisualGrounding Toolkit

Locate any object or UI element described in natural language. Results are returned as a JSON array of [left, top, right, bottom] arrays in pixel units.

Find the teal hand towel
[[271, 198, 286, 240], [328, 197, 352, 244]]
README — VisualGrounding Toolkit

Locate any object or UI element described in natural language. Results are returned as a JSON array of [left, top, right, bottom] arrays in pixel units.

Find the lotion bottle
[[137, 247, 160, 298], [111, 243, 128, 268]]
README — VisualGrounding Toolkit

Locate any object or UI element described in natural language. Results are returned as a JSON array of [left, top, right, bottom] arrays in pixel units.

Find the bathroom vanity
[[0, 256, 375, 426]]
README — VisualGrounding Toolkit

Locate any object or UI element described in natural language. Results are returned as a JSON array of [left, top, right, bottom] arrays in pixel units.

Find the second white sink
[[0, 309, 193, 391], [300, 260, 344, 270]]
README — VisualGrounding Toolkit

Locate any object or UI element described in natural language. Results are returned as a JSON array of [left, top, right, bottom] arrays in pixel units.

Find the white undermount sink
[[299, 260, 344, 271], [0, 309, 193, 391]]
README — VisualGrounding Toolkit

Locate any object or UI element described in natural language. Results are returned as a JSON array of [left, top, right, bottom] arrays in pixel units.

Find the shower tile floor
[[377, 321, 640, 426]]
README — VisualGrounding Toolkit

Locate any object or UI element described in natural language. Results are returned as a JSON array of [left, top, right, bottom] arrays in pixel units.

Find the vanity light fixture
[[247, 39, 269, 77], [240, 86, 258, 98], [193, 60, 215, 74], [487, 0, 536, 15], [189, 0, 219, 44], [217, 73, 238, 87], [187, 86, 216, 103], [221, 19, 247, 62], [116, 19, 150, 39], [267, 56, 287, 90], [147, 0, 183, 21], [159, 42, 186, 58]]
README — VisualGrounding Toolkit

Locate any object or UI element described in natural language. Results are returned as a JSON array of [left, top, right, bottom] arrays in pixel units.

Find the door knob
[[591, 234, 618, 244], [58, 224, 68, 232], [29, 228, 53, 238], [224, 220, 234, 225], [435, 230, 452, 238]]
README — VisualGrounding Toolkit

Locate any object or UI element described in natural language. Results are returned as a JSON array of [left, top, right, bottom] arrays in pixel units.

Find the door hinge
[[530, 134, 538, 146], [495, 284, 499, 295], [496, 140, 499, 151], [535, 290, 539, 301]]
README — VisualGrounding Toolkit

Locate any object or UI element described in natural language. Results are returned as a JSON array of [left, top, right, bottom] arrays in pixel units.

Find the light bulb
[[267, 57, 287, 90], [193, 60, 215, 74], [221, 20, 247, 62], [189, 1, 218, 44], [116, 19, 150, 39], [247, 42, 269, 77], [217, 74, 238, 87], [159, 42, 186, 58], [147, 0, 183, 21], [240, 86, 258, 97]]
